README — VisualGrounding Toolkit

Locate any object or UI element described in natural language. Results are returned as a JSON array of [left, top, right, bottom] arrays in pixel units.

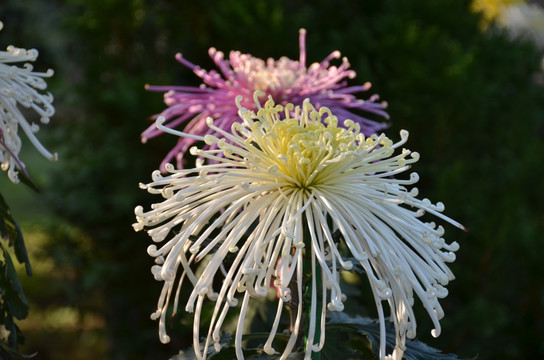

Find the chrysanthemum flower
[[144, 29, 389, 170], [0, 22, 56, 183], [134, 93, 464, 360]]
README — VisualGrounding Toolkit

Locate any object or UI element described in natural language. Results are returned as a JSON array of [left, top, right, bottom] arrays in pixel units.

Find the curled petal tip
[[160, 335, 171, 344], [150, 310, 161, 320], [155, 116, 166, 128], [263, 344, 275, 355]]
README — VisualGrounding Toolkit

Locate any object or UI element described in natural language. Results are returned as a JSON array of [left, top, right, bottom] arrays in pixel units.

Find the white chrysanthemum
[[134, 92, 464, 360], [0, 23, 56, 183]]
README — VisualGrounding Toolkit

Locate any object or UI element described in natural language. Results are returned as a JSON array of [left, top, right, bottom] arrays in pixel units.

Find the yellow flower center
[[244, 97, 372, 189]]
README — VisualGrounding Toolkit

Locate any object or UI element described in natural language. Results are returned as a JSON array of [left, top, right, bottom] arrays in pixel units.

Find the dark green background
[[0, 0, 543, 359]]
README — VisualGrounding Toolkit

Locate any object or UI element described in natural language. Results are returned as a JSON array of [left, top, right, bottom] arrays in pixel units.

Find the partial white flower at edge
[[134, 91, 466, 360], [500, 2, 544, 48], [0, 21, 56, 183]]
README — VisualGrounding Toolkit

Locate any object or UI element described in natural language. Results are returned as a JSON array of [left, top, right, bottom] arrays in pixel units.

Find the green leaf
[[0, 242, 30, 320], [327, 312, 465, 360], [171, 314, 467, 360], [16, 171, 40, 194], [0, 300, 21, 351], [0, 193, 20, 245], [0, 192, 31, 276], [169, 333, 304, 360], [0, 192, 33, 358]]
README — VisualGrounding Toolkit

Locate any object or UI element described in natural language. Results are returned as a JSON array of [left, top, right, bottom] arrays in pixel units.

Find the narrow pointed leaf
[[0, 242, 30, 320], [327, 312, 465, 360], [0, 192, 31, 276]]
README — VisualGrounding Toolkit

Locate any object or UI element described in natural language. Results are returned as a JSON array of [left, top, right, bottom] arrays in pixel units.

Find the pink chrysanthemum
[[144, 29, 389, 170]]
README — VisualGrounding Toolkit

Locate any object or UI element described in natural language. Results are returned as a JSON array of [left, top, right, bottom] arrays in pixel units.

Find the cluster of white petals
[[0, 23, 56, 183], [134, 92, 464, 360]]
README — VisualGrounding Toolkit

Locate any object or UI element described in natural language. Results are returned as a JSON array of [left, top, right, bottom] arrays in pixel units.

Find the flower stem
[[302, 215, 321, 360]]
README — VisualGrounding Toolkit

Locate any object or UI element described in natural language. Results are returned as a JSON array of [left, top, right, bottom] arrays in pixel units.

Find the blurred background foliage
[[0, 0, 543, 359]]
